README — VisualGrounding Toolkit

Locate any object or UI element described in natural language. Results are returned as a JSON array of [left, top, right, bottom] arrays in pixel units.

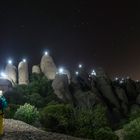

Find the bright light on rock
[[75, 71, 79, 75], [44, 51, 48, 55], [23, 59, 26, 62], [78, 64, 82, 68], [0, 71, 7, 78], [91, 70, 96, 76], [58, 68, 64, 74], [8, 60, 12, 65]]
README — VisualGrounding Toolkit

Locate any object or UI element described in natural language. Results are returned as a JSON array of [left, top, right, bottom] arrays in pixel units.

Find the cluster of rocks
[[4, 53, 58, 85], [52, 67, 140, 122]]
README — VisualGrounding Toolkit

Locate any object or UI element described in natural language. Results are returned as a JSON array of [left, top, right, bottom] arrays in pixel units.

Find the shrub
[[94, 127, 118, 140], [14, 103, 39, 124], [40, 104, 75, 134], [123, 117, 140, 140], [4, 104, 19, 118], [75, 104, 109, 139]]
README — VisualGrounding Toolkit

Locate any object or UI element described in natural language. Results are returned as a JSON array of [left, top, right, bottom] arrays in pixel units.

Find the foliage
[[75, 104, 109, 139], [14, 103, 39, 124], [129, 105, 140, 121], [5, 73, 59, 108], [94, 127, 118, 140], [40, 104, 75, 134], [4, 104, 19, 118], [123, 117, 140, 140]]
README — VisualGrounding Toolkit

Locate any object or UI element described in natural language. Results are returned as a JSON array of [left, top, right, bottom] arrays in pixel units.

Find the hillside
[[1, 119, 86, 140]]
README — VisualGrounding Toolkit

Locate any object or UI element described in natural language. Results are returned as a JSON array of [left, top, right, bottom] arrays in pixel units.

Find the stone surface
[[32, 65, 41, 74], [2, 119, 86, 140], [96, 76, 120, 108], [52, 74, 72, 102], [5, 64, 17, 85], [18, 61, 29, 85], [40, 54, 57, 80]]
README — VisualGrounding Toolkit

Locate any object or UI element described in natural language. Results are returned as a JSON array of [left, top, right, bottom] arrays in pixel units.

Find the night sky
[[0, 1, 140, 79]]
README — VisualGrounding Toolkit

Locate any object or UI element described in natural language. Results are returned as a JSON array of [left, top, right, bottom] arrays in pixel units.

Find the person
[[0, 92, 8, 136]]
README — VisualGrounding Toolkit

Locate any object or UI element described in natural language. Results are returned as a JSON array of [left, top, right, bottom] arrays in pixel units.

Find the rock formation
[[52, 74, 72, 103], [40, 54, 57, 80], [5, 64, 17, 85], [32, 65, 41, 74], [18, 61, 29, 85]]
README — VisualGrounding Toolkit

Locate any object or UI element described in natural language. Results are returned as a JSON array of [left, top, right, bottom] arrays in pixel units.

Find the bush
[[4, 104, 19, 118], [75, 104, 109, 139], [40, 104, 75, 134], [94, 127, 118, 140], [14, 103, 39, 124], [123, 117, 140, 140]]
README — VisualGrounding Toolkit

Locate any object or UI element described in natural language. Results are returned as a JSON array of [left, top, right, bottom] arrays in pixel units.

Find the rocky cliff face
[[52, 68, 140, 122]]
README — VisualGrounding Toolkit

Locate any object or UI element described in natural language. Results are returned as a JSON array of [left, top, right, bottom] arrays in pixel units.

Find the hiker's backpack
[[0, 97, 7, 110]]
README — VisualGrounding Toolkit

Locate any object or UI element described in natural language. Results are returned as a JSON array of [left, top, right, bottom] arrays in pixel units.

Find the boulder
[[115, 86, 128, 104], [95, 68, 120, 108], [73, 90, 100, 108], [5, 64, 17, 85], [32, 65, 41, 74], [18, 61, 29, 85], [52, 74, 72, 102], [40, 54, 57, 80], [124, 79, 138, 100]]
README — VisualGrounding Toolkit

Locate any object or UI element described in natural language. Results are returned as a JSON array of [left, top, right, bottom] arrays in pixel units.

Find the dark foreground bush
[[123, 117, 140, 140], [75, 104, 109, 139], [40, 104, 75, 134], [4, 104, 19, 118], [94, 127, 118, 140]]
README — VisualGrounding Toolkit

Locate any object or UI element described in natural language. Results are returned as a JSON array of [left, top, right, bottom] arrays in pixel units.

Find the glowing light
[[120, 80, 123, 84], [44, 51, 48, 55], [115, 77, 119, 81], [0, 72, 7, 78], [78, 64, 82, 68], [58, 68, 64, 74], [75, 71, 79, 75], [91, 70, 96, 76], [23, 59, 26, 62], [8, 59, 12, 64]]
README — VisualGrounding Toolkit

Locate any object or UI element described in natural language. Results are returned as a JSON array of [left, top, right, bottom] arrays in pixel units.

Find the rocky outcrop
[[5, 64, 17, 85], [3, 119, 85, 140], [95, 68, 120, 108], [52, 74, 72, 102], [18, 61, 29, 85], [32, 65, 41, 74], [40, 54, 57, 80]]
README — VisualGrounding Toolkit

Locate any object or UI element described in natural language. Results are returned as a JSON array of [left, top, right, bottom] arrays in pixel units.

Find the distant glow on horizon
[[8, 59, 12, 64], [78, 64, 82, 68]]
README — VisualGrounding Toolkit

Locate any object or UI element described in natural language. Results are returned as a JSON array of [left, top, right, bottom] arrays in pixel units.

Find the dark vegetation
[[3, 73, 140, 140]]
